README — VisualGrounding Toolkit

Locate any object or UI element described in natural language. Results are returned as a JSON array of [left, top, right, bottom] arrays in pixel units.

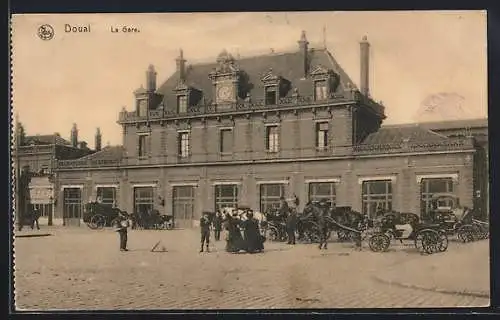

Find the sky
[[11, 11, 487, 149]]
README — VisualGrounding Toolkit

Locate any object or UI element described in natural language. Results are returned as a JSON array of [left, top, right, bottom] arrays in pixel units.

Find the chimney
[[297, 31, 309, 78], [360, 35, 370, 96], [146, 64, 157, 92], [95, 127, 102, 151], [70, 123, 78, 148], [176, 49, 186, 82], [79, 141, 87, 149]]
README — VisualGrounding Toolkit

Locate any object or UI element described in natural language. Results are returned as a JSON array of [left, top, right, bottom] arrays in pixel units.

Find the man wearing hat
[[199, 212, 211, 253], [286, 207, 298, 245], [116, 212, 130, 252], [317, 199, 329, 250], [278, 196, 289, 220]]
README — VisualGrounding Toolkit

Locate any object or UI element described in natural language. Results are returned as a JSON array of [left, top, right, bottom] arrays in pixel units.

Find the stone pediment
[[310, 65, 333, 77], [261, 69, 281, 83], [174, 81, 189, 92]]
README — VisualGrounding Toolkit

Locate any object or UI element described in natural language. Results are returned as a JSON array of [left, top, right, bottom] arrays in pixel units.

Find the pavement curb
[[372, 275, 490, 299]]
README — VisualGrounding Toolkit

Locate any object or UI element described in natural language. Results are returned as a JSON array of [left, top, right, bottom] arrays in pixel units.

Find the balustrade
[[117, 93, 361, 123]]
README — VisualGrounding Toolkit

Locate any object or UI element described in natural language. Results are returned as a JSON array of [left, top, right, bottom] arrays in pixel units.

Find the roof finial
[[300, 30, 307, 42]]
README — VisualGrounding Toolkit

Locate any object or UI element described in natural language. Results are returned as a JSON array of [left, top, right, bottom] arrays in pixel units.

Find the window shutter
[[219, 131, 223, 153], [315, 123, 319, 147], [177, 134, 181, 156], [146, 135, 151, 156], [265, 127, 270, 150]]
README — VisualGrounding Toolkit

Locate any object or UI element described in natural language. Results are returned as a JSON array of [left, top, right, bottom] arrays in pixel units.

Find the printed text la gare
[[110, 25, 140, 33]]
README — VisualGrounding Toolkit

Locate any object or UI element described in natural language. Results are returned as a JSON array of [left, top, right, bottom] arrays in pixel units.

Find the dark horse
[[131, 208, 173, 230], [326, 206, 365, 242]]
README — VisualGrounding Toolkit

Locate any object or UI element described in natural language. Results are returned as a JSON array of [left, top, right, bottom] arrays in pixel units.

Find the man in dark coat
[[200, 212, 211, 252], [213, 211, 223, 241], [286, 209, 298, 245], [278, 196, 289, 220], [317, 199, 330, 250], [116, 212, 129, 251]]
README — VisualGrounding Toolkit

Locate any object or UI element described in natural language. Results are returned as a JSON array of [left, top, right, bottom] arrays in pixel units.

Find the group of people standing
[[199, 207, 265, 254]]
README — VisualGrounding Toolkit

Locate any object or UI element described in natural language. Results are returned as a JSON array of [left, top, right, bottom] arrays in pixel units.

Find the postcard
[[11, 11, 489, 310]]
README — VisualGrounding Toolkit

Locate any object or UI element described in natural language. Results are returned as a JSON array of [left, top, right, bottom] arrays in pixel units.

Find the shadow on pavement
[[15, 234, 53, 238]]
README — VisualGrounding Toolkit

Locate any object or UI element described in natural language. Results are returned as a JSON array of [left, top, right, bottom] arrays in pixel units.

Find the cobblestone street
[[14, 227, 490, 310]]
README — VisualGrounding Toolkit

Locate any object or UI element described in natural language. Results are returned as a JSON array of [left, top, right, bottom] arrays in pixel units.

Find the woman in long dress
[[225, 212, 244, 253], [242, 210, 264, 253]]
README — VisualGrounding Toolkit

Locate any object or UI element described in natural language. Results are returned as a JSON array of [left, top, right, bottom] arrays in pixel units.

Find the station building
[[52, 32, 489, 228]]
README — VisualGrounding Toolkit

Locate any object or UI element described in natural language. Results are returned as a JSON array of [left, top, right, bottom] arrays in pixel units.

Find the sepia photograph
[[11, 11, 489, 310]]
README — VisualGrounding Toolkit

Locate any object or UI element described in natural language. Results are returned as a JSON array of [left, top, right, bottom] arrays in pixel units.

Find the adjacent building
[[52, 32, 489, 228], [13, 121, 97, 225]]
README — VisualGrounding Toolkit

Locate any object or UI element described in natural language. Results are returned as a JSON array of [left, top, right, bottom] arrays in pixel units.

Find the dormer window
[[265, 86, 277, 105], [261, 69, 291, 106], [177, 95, 187, 113], [314, 80, 329, 101], [310, 65, 339, 101]]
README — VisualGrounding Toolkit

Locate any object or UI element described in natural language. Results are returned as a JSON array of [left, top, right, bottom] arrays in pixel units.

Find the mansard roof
[[418, 118, 488, 131], [156, 48, 359, 112], [78, 146, 125, 161], [362, 124, 449, 145], [25, 134, 71, 146]]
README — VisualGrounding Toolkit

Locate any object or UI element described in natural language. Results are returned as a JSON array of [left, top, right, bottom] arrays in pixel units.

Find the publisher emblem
[[37, 24, 54, 41]]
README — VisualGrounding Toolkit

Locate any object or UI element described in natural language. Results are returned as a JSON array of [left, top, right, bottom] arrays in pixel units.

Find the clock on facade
[[217, 84, 233, 101]]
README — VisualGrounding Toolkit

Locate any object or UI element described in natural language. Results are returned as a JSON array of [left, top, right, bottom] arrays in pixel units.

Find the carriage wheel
[[267, 227, 279, 242], [368, 233, 390, 252], [437, 231, 449, 252], [86, 222, 98, 230], [90, 214, 106, 229], [416, 229, 436, 254], [420, 230, 439, 254], [457, 225, 475, 243]]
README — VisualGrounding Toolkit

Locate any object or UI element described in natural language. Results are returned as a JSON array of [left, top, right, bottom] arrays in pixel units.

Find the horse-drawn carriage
[[131, 209, 173, 230], [83, 202, 127, 229], [427, 193, 489, 242], [294, 202, 365, 244], [262, 207, 288, 242], [367, 211, 448, 254]]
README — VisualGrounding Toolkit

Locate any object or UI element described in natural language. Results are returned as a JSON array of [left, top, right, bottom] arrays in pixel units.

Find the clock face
[[217, 84, 232, 101]]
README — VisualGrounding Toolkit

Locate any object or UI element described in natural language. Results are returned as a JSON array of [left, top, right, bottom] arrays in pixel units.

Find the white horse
[[220, 207, 266, 222]]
